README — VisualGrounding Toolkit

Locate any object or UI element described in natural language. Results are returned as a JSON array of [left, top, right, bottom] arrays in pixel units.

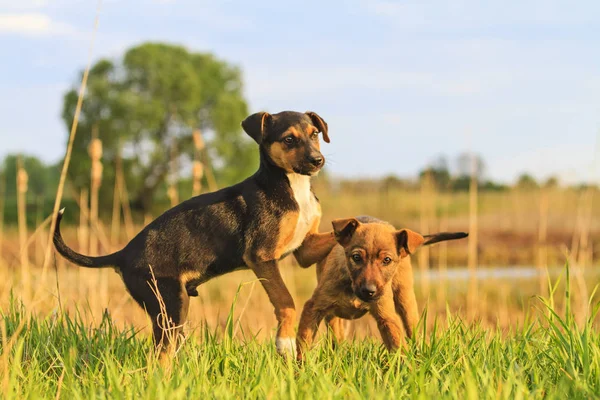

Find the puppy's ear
[[396, 229, 425, 258], [332, 218, 359, 246], [241, 112, 272, 144], [305, 111, 329, 143], [423, 232, 468, 246]]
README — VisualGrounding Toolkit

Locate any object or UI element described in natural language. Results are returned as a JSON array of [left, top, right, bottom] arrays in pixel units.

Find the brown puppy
[[297, 216, 467, 359], [53, 111, 338, 357]]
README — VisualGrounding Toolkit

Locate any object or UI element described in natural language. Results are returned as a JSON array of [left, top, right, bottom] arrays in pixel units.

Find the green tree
[[544, 176, 559, 188], [419, 156, 451, 190], [62, 42, 255, 215], [455, 153, 486, 182], [1, 154, 58, 198], [516, 173, 538, 190], [0, 154, 61, 226]]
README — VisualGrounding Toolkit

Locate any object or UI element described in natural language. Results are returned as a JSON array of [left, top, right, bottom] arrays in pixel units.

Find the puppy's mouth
[[355, 291, 382, 303], [293, 163, 324, 176]]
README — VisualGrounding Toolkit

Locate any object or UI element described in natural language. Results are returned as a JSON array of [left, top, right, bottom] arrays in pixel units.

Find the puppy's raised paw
[[276, 337, 296, 358]]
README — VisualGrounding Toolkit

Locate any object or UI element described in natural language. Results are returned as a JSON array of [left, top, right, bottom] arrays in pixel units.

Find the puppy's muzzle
[[307, 155, 324, 168], [356, 283, 379, 302]]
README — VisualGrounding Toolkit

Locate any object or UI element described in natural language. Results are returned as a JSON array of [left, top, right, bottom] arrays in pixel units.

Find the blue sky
[[1, 0, 599, 183]]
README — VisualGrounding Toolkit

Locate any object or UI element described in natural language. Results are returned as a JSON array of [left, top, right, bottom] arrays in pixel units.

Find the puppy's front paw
[[276, 337, 296, 357]]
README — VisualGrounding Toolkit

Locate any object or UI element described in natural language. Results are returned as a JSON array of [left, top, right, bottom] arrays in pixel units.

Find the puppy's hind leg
[[124, 273, 190, 360], [297, 298, 326, 360]]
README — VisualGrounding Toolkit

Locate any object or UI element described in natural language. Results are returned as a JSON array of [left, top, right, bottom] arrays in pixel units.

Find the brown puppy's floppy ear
[[305, 111, 330, 143], [396, 229, 425, 258], [423, 232, 468, 246], [332, 218, 359, 246], [241, 112, 272, 144]]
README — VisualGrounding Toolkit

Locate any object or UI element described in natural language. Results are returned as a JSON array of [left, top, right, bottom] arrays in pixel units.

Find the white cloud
[[0, 0, 47, 10], [0, 13, 75, 36]]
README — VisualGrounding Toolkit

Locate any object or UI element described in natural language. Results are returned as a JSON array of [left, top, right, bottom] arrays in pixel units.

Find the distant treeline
[[0, 151, 591, 227]]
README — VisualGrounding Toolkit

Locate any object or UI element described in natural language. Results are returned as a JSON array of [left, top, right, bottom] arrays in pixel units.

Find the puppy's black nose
[[360, 284, 377, 299], [308, 155, 324, 167]]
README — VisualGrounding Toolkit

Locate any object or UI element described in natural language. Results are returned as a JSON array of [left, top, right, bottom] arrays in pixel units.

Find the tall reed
[[16, 156, 30, 302], [110, 152, 122, 250], [34, 196, 44, 267], [88, 128, 106, 309], [0, 171, 5, 261], [467, 153, 479, 319], [418, 172, 432, 298], [167, 141, 179, 207], [537, 187, 549, 296], [77, 189, 89, 253], [77, 188, 89, 299], [88, 126, 102, 256], [436, 191, 450, 310], [192, 129, 205, 196]]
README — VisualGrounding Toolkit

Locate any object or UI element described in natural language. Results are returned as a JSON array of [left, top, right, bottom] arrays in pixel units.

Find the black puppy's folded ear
[[332, 218, 359, 246], [241, 112, 272, 144], [305, 111, 329, 143], [396, 229, 425, 258], [423, 232, 468, 246]]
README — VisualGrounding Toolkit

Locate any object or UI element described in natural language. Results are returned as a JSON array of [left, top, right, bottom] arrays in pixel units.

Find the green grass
[[1, 268, 600, 399]]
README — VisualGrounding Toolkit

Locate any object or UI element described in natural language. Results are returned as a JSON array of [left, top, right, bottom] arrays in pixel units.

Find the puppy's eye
[[351, 254, 362, 263], [382, 257, 392, 265], [311, 132, 319, 140], [283, 136, 294, 145]]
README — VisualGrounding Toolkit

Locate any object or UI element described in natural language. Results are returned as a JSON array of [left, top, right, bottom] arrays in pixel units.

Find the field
[[1, 268, 600, 399], [1, 178, 600, 398]]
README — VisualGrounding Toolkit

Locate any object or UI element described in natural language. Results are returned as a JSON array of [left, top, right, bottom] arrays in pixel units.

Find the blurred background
[[1, 1, 600, 340]]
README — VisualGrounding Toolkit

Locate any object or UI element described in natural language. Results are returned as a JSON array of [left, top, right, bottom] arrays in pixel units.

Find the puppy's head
[[332, 217, 468, 302], [241, 111, 329, 176]]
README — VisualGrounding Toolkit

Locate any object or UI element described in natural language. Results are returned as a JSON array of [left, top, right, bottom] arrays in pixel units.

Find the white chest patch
[[284, 173, 320, 254]]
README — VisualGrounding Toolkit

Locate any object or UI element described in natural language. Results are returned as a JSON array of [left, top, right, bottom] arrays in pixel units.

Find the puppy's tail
[[423, 232, 468, 246], [53, 208, 122, 268]]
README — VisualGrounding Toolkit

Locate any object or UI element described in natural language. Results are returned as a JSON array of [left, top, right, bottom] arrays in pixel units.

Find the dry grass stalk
[[427, 177, 437, 287], [35, 196, 45, 266], [574, 188, 593, 323], [111, 152, 123, 250], [537, 188, 549, 296], [192, 129, 205, 151], [6, 0, 103, 367], [17, 156, 31, 302], [0, 171, 5, 260], [146, 264, 186, 366], [418, 172, 432, 298], [194, 129, 218, 193], [167, 141, 179, 207], [118, 167, 135, 238], [192, 129, 206, 196], [467, 153, 479, 320], [77, 188, 89, 254], [88, 129, 102, 256], [192, 161, 204, 196], [437, 192, 449, 308], [89, 128, 108, 309], [68, 184, 111, 251]]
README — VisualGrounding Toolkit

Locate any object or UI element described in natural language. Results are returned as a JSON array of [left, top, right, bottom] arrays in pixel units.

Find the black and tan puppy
[[296, 216, 467, 359], [53, 111, 338, 356]]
